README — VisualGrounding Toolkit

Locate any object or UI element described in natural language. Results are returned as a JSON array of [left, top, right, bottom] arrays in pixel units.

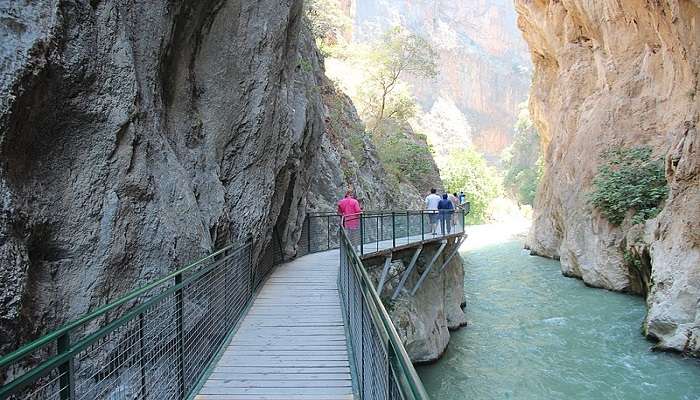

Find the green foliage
[[304, 0, 352, 55], [623, 250, 643, 271], [376, 131, 435, 184], [502, 102, 542, 205], [352, 27, 437, 128], [588, 146, 668, 225], [443, 149, 504, 224]]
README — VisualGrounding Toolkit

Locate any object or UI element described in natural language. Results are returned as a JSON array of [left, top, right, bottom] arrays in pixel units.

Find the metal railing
[[0, 207, 467, 400], [299, 209, 467, 258], [0, 240, 261, 400], [338, 227, 430, 400]]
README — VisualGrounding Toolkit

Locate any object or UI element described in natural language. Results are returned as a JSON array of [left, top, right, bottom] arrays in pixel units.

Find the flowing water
[[418, 225, 700, 400]]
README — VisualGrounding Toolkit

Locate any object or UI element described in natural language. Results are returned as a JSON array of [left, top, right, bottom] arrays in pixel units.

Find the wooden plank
[[195, 395, 354, 400], [202, 380, 351, 388], [211, 367, 351, 374], [198, 387, 353, 395], [206, 373, 351, 381]]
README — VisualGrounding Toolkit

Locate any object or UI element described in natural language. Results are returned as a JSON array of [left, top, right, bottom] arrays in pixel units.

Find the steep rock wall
[[515, 0, 699, 355], [308, 79, 429, 212], [0, 0, 326, 354]]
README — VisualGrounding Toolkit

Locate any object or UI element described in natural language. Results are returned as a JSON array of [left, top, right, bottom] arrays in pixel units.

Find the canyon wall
[[515, 0, 699, 355], [0, 0, 448, 360], [0, 0, 325, 353], [343, 0, 532, 163]]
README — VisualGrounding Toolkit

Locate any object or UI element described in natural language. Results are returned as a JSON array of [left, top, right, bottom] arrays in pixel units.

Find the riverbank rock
[[367, 238, 467, 363], [515, 0, 699, 355]]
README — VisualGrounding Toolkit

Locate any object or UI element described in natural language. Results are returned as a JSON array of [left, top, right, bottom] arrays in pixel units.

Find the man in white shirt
[[425, 188, 442, 235]]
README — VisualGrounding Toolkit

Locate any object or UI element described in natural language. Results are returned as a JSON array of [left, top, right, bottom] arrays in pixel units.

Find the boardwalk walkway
[[196, 231, 464, 399], [195, 250, 353, 400]]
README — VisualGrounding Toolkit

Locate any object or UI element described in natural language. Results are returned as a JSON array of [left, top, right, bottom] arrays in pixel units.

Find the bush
[[588, 146, 667, 225], [442, 149, 503, 224], [376, 132, 434, 184]]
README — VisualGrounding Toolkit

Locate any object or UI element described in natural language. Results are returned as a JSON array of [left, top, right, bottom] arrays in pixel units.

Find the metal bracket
[[391, 246, 423, 300], [438, 236, 466, 273], [411, 240, 447, 296], [376, 256, 393, 295]]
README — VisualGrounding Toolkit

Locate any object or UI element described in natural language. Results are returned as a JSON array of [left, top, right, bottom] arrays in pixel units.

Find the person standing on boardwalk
[[338, 190, 362, 245], [425, 188, 442, 235], [438, 193, 455, 235]]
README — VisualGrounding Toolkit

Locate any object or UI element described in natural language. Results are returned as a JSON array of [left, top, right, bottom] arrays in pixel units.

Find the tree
[[360, 27, 437, 129], [442, 149, 503, 224], [304, 0, 352, 55]]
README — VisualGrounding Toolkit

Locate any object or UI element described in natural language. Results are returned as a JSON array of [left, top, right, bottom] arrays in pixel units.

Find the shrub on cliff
[[588, 146, 668, 225]]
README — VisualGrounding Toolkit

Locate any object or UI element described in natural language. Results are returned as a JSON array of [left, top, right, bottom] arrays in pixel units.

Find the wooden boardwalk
[[195, 249, 354, 400], [195, 230, 463, 400]]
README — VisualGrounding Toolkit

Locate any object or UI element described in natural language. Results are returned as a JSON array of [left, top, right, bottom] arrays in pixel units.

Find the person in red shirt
[[337, 190, 362, 245]]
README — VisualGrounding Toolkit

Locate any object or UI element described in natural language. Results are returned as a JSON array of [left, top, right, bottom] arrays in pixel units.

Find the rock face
[[308, 79, 432, 213], [342, 0, 532, 162], [0, 0, 324, 354], [367, 238, 467, 363], [515, 0, 699, 355]]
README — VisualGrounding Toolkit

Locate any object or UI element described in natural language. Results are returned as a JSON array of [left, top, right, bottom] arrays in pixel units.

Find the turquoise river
[[417, 225, 700, 400]]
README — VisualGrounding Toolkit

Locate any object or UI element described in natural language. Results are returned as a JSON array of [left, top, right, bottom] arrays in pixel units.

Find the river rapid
[[418, 225, 700, 400]]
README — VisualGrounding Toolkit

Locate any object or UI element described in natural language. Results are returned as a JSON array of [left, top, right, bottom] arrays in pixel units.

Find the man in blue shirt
[[438, 194, 454, 235]]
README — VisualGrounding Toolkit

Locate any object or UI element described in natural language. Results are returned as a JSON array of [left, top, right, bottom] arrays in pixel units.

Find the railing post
[[360, 215, 364, 256], [57, 332, 74, 400], [392, 212, 396, 248], [406, 212, 410, 243], [138, 312, 147, 399], [327, 215, 331, 251], [376, 216, 380, 253], [421, 211, 425, 241], [307, 216, 312, 254], [175, 273, 185, 399]]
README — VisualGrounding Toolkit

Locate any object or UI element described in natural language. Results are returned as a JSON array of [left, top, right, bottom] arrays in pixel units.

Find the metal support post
[[392, 212, 396, 248], [392, 246, 423, 300], [376, 256, 393, 295], [360, 215, 364, 256], [175, 273, 185, 399], [57, 333, 75, 400], [411, 240, 447, 295]]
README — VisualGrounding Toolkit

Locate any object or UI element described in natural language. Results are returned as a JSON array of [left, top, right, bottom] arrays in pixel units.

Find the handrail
[[339, 226, 431, 399], [0, 239, 257, 400], [0, 242, 238, 369]]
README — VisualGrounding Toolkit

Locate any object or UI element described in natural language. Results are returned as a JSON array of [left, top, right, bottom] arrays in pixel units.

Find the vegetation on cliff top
[[588, 146, 668, 225]]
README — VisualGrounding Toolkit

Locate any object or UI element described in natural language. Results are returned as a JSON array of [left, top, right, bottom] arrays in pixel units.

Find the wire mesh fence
[[0, 208, 459, 400], [0, 241, 260, 400], [338, 229, 430, 400], [344, 210, 466, 257]]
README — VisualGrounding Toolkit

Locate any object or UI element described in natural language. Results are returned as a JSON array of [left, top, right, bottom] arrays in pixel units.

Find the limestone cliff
[[0, 0, 449, 359], [308, 78, 435, 212], [515, 0, 699, 355], [0, 0, 332, 355]]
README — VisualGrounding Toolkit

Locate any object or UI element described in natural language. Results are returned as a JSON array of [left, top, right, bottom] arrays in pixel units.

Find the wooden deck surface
[[196, 231, 463, 400], [195, 250, 354, 400]]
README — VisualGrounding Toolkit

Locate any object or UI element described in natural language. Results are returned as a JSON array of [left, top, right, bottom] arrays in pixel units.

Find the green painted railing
[[339, 222, 433, 400], [0, 240, 258, 400]]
